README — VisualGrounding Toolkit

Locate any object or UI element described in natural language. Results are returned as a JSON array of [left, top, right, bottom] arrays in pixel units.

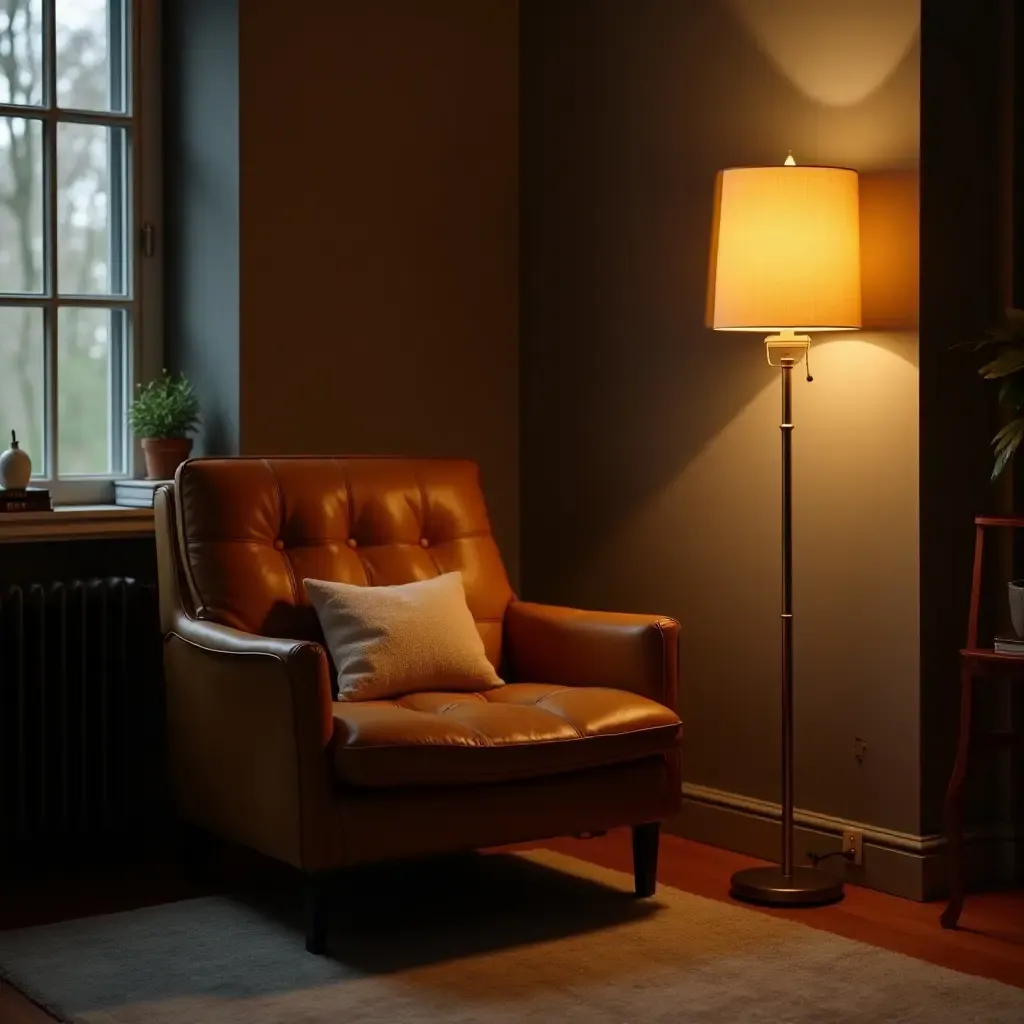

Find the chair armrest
[[170, 614, 328, 673], [167, 613, 333, 748], [164, 614, 339, 870], [503, 601, 679, 709]]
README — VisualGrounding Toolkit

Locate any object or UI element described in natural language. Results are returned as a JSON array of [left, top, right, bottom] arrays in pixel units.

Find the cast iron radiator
[[0, 578, 164, 855]]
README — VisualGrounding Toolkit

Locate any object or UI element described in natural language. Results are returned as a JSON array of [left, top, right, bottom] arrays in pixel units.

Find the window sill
[[0, 505, 155, 544]]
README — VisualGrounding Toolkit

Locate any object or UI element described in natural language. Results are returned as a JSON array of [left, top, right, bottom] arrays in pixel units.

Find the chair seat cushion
[[330, 682, 681, 787]]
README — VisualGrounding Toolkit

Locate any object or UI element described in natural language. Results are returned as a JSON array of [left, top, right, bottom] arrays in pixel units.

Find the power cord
[[806, 849, 855, 868]]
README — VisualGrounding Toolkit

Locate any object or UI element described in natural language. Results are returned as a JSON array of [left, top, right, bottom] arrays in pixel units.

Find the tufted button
[[273, 539, 284, 551], [347, 537, 358, 549], [420, 537, 430, 548]]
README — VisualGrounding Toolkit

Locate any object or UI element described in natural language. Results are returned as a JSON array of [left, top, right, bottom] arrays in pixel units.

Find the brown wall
[[521, 0, 924, 835], [167, 0, 521, 582], [237, 0, 520, 581]]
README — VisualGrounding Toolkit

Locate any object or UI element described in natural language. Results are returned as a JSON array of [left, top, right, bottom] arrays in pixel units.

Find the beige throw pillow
[[303, 572, 504, 701]]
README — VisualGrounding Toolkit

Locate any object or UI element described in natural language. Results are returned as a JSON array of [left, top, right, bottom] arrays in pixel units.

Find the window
[[0, 0, 160, 504]]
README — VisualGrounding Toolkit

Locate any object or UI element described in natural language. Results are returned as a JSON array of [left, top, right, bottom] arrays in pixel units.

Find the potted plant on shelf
[[965, 307, 1024, 646], [966, 307, 1024, 480], [127, 370, 200, 480]]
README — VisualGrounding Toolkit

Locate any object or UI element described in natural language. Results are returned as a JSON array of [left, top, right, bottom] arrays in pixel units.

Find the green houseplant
[[127, 370, 200, 480], [967, 308, 1024, 481]]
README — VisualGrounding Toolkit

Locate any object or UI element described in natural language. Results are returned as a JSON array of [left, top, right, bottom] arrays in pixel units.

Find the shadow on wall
[[521, 0, 920, 605]]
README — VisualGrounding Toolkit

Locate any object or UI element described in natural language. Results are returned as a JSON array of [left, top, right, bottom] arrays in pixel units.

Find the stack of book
[[993, 634, 1024, 656], [113, 478, 171, 508], [0, 487, 52, 513]]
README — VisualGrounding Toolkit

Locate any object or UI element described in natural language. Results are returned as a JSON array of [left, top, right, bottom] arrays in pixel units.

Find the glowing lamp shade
[[707, 165, 862, 333]]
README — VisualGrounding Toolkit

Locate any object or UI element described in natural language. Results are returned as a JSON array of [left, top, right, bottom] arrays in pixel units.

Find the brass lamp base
[[730, 865, 844, 907]]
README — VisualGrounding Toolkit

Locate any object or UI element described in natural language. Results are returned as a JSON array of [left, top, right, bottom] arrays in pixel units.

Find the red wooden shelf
[[961, 647, 1024, 667], [973, 515, 1024, 527], [942, 521, 1024, 930]]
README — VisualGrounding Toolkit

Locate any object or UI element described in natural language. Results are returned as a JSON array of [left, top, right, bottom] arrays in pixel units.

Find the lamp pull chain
[[805, 342, 814, 383]]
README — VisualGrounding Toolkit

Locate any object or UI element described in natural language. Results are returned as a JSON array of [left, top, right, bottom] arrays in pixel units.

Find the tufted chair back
[[172, 457, 514, 669]]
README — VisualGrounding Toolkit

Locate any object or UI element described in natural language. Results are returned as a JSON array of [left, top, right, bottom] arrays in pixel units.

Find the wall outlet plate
[[842, 829, 864, 866]]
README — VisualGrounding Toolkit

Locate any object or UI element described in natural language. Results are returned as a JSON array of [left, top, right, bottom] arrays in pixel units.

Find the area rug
[[1, 850, 1022, 1023]]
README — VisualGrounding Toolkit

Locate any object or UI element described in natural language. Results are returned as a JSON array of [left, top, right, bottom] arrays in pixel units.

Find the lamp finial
[[784, 151, 796, 166]]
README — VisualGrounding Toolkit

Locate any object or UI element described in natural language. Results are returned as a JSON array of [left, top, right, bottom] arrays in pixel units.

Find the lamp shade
[[707, 164, 861, 333]]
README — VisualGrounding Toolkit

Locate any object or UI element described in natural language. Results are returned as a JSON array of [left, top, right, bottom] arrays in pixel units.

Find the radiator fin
[[0, 578, 162, 853]]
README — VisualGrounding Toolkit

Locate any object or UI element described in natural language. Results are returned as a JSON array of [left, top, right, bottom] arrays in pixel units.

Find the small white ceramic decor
[[0, 430, 32, 490]]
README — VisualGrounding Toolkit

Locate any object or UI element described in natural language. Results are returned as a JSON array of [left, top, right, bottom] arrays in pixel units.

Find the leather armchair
[[155, 457, 681, 953]]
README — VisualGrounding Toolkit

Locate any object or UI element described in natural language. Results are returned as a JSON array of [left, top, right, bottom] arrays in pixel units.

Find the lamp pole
[[728, 341, 844, 906], [780, 357, 795, 880]]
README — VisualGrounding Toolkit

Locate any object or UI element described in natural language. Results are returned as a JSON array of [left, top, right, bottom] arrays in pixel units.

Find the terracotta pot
[[141, 437, 193, 481]]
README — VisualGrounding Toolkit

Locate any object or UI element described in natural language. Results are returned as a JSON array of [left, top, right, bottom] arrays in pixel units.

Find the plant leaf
[[999, 374, 1024, 412], [994, 443, 1017, 480], [995, 417, 1024, 441], [126, 370, 200, 439], [991, 417, 1024, 480], [953, 308, 1024, 351], [993, 417, 1023, 448], [979, 347, 1024, 379]]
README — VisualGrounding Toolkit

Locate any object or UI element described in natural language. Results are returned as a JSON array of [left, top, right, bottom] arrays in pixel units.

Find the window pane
[[0, 117, 44, 294], [0, 1, 44, 106], [56, 0, 126, 113], [0, 306, 45, 476], [58, 123, 128, 296], [58, 306, 125, 475]]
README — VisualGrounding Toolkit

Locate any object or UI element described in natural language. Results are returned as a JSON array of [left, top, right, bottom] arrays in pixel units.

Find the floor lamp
[[706, 155, 862, 906]]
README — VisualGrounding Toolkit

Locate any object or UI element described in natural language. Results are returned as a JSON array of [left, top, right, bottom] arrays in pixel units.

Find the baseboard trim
[[672, 783, 1019, 902], [682, 782, 945, 853]]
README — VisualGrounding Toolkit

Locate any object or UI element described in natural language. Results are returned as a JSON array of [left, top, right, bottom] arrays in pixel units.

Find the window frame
[[0, 0, 162, 506]]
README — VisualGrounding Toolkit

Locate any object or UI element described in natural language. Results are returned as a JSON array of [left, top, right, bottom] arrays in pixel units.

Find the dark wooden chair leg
[[941, 664, 973, 929], [632, 822, 661, 898], [305, 872, 329, 955]]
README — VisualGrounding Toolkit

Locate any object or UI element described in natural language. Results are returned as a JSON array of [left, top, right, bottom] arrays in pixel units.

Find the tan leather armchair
[[155, 456, 681, 953]]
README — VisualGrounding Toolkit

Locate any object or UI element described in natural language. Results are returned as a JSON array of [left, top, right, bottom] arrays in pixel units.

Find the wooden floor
[[540, 831, 1024, 989], [2, 831, 1022, 1021]]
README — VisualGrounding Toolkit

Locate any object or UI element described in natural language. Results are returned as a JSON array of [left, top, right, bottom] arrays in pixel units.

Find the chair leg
[[632, 822, 661, 898], [304, 872, 329, 955]]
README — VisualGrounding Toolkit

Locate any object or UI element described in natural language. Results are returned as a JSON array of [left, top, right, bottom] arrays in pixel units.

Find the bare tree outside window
[[0, 0, 140, 488]]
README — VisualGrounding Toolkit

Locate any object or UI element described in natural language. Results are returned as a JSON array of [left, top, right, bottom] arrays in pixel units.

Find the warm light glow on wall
[[707, 164, 862, 332], [727, 0, 919, 107]]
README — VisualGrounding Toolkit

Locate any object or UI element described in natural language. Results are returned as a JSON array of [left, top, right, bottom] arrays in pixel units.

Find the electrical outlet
[[842, 829, 863, 866]]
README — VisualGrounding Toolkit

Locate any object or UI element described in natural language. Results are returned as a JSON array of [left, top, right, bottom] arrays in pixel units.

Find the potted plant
[[966, 308, 1024, 480], [127, 370, 200, 480]]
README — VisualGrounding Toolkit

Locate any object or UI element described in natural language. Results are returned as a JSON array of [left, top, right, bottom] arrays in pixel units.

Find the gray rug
[[1, 850, 1022, 1023]]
